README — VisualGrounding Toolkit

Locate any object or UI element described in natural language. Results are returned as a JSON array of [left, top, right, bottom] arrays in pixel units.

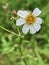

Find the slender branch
[[0, 25, 27, 64], [0, 26, 18, 36], [19, 35, 27, 65]]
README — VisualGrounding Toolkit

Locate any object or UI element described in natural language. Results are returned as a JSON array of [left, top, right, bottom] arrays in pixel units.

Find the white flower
[[16, 8, 42, 34]]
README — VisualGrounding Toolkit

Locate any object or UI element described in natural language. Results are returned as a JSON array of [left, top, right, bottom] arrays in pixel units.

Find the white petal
[[16, 18, 26, 26], [32, 8, 41, 16], [33, 23, 41, 32], [29, 25, 36, 34], [17, 10, 29, 18], [22, 24, 29, 34], [36, 17, 42, 24]]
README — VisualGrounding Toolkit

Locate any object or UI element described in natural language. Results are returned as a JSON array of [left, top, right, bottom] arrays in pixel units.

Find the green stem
[[0, 26, 18, 36], [19, 35, 27, 65]]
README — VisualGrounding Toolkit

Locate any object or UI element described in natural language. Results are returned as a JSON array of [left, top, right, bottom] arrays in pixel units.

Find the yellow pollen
[[25, 14, 36, 24]]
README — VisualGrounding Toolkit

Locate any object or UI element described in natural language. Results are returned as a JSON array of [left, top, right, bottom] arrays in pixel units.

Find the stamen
[[25, 14, 36, 24]]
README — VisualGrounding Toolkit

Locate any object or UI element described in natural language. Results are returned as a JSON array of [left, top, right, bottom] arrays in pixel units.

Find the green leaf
[[34, 48, 46, 65], [1, 36, 13, 54]]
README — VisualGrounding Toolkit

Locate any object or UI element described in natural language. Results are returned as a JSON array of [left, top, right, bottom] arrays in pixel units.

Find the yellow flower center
[[25, 14, 36, 24]]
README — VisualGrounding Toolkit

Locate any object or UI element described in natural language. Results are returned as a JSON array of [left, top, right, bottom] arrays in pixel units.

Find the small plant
[[0, 0, 49, 65]]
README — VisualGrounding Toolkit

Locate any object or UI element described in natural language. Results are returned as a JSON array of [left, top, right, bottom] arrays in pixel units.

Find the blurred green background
[[0, 0, 49, 65]]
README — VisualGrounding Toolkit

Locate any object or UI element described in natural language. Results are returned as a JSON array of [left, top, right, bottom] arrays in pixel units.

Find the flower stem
[[19, 35, 27, 65], [0, 26, 18, 36]]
